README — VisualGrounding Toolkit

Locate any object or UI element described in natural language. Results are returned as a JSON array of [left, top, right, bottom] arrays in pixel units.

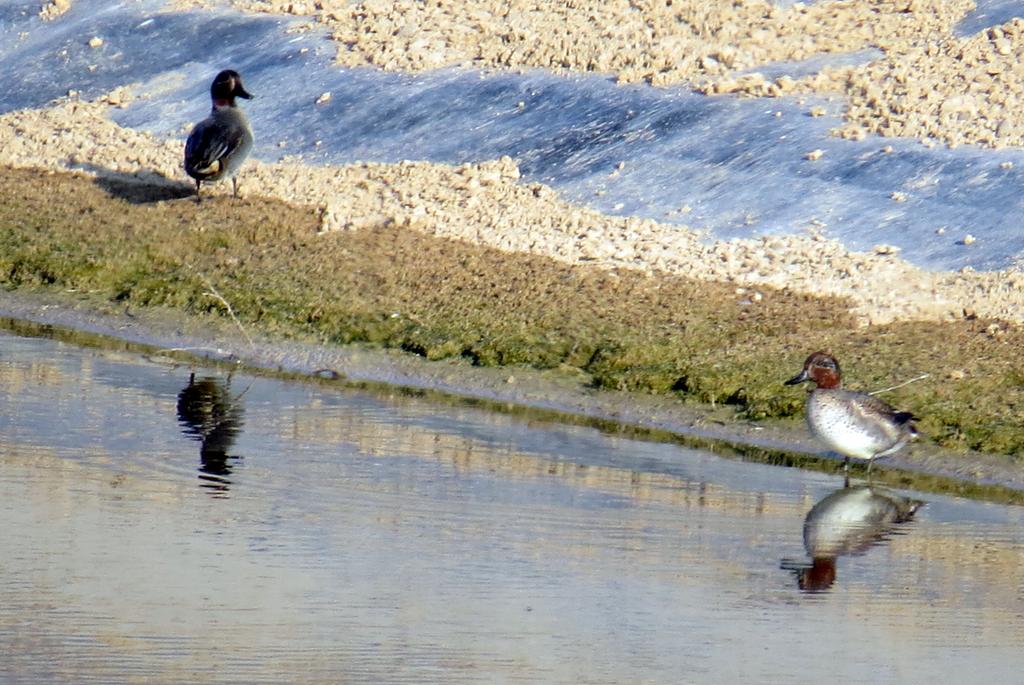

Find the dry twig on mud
[[187, 265, 256, 352], [869, 373, 931, 396]]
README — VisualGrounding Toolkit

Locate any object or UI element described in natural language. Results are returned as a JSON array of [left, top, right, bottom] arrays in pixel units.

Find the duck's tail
[[894, 411, 920, 439]]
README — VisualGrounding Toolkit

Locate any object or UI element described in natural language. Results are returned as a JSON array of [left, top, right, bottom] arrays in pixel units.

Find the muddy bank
[[2, 166, 1024, 470], [2, 286, 1023, 503]]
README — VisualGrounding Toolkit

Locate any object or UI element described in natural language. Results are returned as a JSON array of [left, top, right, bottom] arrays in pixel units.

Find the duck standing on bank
[[785, 351, 918, 476], [184, 69, 254, 203]]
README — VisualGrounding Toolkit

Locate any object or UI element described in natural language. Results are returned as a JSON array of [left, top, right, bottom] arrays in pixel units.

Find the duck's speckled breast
[[805, 389, 902, 460], [213, 108, 253, 177]]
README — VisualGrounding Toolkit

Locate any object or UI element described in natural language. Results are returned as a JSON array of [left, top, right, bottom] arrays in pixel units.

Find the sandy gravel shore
[[9, 0, 1024, 329], [2, 88, 1023, 327]]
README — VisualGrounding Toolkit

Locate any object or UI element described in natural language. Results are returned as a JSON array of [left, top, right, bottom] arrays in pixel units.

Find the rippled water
[[1, 329, 1023, 683]]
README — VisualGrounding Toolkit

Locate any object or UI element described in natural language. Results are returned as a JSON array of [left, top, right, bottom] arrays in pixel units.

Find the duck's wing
[[850, 391, 919, 438], [185, 118, 245, 176]]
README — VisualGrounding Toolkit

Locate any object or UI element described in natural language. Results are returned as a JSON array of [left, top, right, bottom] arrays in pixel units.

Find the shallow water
[[1, 329, 1023, 683]]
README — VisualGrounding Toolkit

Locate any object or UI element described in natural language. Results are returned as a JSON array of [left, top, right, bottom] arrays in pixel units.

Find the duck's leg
[[194, 179, 202, 204], [232, 177, 239, 198]]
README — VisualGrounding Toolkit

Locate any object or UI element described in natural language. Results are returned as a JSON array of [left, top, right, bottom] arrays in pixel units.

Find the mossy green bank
[[2, 166, 1023, 458]]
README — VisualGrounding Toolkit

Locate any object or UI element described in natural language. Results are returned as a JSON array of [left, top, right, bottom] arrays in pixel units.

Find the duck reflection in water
[[176, 373, 245, 494], [784, 485, 923, 593]]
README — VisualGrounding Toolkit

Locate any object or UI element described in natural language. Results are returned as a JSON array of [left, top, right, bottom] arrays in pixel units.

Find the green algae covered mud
[[3, 165, 1024, 471]]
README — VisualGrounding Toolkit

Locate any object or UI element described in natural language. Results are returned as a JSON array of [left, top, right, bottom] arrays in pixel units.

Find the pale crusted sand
[[3, 90, 1022, 327], [39, 0, 72, 21]]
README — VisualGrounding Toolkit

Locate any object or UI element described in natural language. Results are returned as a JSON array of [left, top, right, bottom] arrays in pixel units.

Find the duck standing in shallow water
[[184, 69, 254, 203], [785, 351, 918, 476]]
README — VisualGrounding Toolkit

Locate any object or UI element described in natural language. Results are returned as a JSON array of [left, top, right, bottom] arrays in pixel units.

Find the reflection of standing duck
[[793, 485, 922, 592], [177, 373, 244, 492]]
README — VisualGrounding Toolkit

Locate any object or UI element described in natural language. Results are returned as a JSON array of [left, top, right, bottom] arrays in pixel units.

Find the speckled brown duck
[[785, 351, 918, 476]]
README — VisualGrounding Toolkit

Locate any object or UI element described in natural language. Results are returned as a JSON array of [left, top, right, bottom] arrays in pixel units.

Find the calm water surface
[[1, 330, 1022, 683]]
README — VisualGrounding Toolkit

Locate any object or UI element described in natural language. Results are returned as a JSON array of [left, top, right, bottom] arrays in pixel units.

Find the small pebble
[[962, 234, 976, 245], [88, 36, 103, 48], [315, 92, 331, 104]]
